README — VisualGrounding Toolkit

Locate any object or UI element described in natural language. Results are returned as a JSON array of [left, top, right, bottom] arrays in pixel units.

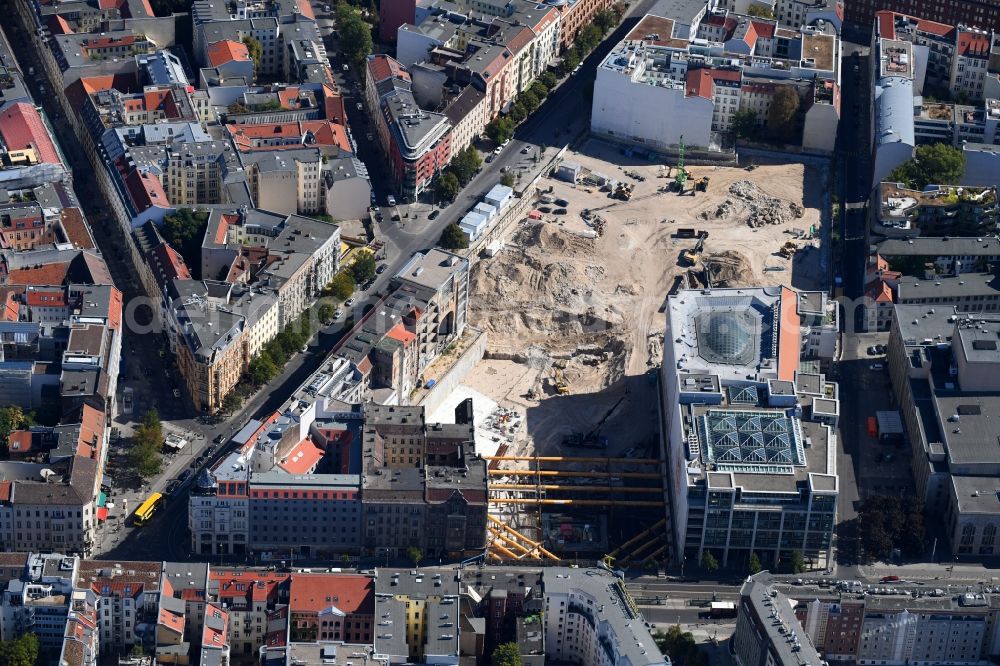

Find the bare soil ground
[[469, 143, 828, 403]]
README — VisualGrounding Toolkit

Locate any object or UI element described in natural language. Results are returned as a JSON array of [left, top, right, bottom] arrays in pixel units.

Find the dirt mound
[[699, 180, 805, 227], [703, 251, 757, 288]]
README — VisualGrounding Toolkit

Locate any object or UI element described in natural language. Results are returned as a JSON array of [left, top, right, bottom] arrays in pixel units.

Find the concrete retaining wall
[[415, 327, 487, 416]]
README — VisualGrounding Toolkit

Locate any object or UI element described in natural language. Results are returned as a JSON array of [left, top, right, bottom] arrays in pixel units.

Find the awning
[[97, 507, 108, 522], [98, 492, 107, 507]]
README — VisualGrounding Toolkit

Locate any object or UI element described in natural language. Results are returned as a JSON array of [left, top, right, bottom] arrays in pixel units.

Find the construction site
[[454, 138, 830, 565]]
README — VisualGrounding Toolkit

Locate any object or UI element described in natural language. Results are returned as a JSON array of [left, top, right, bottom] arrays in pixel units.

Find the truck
[[709, 601, 737, 618]]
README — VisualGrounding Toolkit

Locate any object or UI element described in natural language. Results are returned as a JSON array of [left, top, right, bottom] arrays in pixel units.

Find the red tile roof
[[60, 208, 95, 250], [207, 40, 252, 67], [750, 20, 775, 39], [6, 262, 71, 286], [77, 404, 106, 459], [367, 55, 410, 85], [202, 604, 229, 648], [958, 31, 990, 57], [386, 322, 415, 345], [26, 289, 66, 307], [277, 438, 325, 474], [7, 431, 33, 455], [289, 574, 374, 615], [158, 608, 185, 634], [124, 168, 168, 212], [226, 121, 352, 153], [0, 103, 60, 165], [685, 68, 714, 100], [150, 243, 192, 281], [0, 480, 10, 502], [210, 570, 288, 604]]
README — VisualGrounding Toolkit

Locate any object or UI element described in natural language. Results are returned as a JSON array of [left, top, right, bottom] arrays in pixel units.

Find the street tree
[[560, 48, 581, 75], [491, 643, 523, 666], [338, 8, 373, 67], [318, 302, 335, 324], [767, 86, 800, 142], [790, 550, 806, 574], [435, 172, 461, 202], [510, 102, 527, 123], [222, 391, 242, 415], [700, 551, 719, 572], [519, 90, 540, 113], [328, 272, 355, 301], [539, 71, 558, 90], [595, 8, 618, 31], [749, 552, 763, 574], [349, 251, 377, 284], [486, 117, 515, 144], [501, 171, 516, 188], [530, 80, 549, 101], [438, 223, 469, 250], [0, 633, 40, 666], [450, 146, 482, 184], [578, 24, 603, 54], [407, 546, 423, 567], [249, 353, 278, 385]]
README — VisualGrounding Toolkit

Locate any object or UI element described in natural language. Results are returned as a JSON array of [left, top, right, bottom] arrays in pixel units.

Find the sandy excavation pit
[[468, 143, 828, 408]]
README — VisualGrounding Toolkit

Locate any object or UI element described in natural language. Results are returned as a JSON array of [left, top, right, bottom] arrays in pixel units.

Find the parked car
[[334, 308, 344, 319], [213, 433, 225, 444], [165, 480, 180, 495], [493, 146, 503, 155], [356, 102, 363, 111], [205, 445, 216, 457], [342, 63, 349, 71], [387, 195, 396, 207], [870, 363, 884, 370], [301, 344, 309, 353], [521, 146, 531, 154], [867, 346, 878, 355], [345, 298, 355, 307], [553, 208, 567, 215], [178, 469, 192, 484], [376, 264, 388, 274], [428, 209, 440, 220], [172, 388, 181, 398], [485, 153, 496, 163], [366, 132, 373, 141], [880, 575, 900, 583]]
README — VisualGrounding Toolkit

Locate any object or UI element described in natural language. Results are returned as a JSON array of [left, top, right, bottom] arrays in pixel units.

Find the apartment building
[[876, 236, 1000, 277], [847, 0, 1000, 35], [75, 560, 163, 654], [733, 575, 823, 666], [542, 567, 667, 666], [661, 287, 840, 569], [288, 574, 374, 644], [360, 404, 487, 558], [872, 181, 998, 237], [887, 306, 1000, 556], [1, 557, 669, 666], [593, 12, 841, 154]]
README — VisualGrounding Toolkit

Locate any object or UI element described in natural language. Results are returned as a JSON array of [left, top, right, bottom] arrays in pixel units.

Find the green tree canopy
[[249, 353, 279, 386], [519, 90, 540, 113], [746, 3, 775, 18], [439, 222, 469, 250], [318, 302, 335, 324], [486, 117, 515, 144], [561, 48, 581, 75], [578, 24, 603, 53], [407, 546, 423, 566], [0, 406, 33, 459], [749, 552, 763, 574], [790, 549, 807, 574], [163, 208, 209, 278], [887, 143, 966, 190], [338, 5, 374, 67], [767, 86, 800, 142], [436, 172, 461, 202], [510, 103, 527, 123], [0, 633, 40, 666], [595, 8, 618, 32], [242, 35, 263, 69], [349, 251, 377, 284], [327, 272, 355, 301], [222, 391, 243, 415], [539, 71, 558, 90], [655, 625, 707, 666], [700, 550, 718, 572], [732, 108, 759, 139], [529, 80, 549, 101], [450, 146, 482, 185], [501, 171, 516, 188], [491, 642, 523, 666], [129, 409, 163, 479]]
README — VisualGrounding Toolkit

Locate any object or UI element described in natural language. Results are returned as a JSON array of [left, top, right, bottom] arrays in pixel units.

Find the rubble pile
[[700, 180, 805, 227]]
